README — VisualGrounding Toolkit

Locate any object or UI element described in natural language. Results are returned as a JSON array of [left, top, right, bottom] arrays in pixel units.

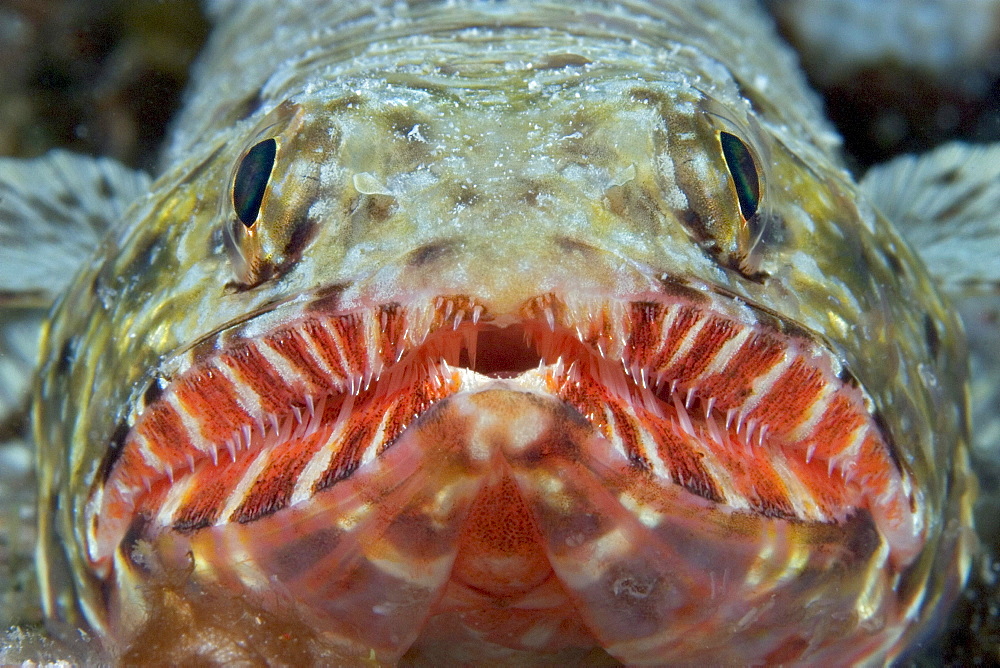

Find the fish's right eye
[[232, 138, 277, 228], [719, 131, 760, 221]]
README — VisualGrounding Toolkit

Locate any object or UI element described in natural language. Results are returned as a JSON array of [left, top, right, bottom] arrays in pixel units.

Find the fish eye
[[232, 138, 277, 228], [719, 131, 760, 221]]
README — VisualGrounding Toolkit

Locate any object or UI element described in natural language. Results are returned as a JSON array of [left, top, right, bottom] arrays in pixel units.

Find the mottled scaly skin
[[34, 0, 974, 662]]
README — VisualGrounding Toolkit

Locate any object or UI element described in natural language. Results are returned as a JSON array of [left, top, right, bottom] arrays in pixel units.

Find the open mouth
[[87, 286, 922, 585]]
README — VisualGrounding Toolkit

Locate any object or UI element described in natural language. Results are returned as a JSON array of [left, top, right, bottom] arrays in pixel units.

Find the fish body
[[12, 0, 981, 664]]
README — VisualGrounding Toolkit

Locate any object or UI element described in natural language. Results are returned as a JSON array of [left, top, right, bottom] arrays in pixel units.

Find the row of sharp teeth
[[137, 311, 828, 493]]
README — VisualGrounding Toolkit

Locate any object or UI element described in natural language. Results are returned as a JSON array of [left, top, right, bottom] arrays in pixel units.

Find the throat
[[422, 470, 601, 657]]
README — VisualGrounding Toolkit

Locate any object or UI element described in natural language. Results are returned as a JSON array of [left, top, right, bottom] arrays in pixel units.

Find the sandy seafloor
[[0, 0, 997, 664]]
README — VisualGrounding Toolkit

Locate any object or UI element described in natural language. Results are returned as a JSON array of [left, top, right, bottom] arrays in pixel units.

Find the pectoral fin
[[0, 150, 150, 435], [863, 141, 1000, 547]]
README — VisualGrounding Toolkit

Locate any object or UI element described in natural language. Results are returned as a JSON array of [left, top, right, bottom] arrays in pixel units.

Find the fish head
[[35, 71, 974, 664]]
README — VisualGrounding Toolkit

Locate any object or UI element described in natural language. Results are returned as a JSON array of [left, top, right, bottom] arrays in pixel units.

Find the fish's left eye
[[719, 131, 760, 221], [233, 138, 277, 228]]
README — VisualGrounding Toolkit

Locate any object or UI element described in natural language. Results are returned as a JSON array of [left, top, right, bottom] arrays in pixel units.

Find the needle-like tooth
[[226, 440, 237, 462], [726, 408, 736, 430], [166, 468, 174, 483], [186, 454, 196, 473], [756, 424, 768, 448], [472, 304, 483, 324], [453, 311, 464, 330], [734, 411, 746, 435], [706, 412, 724, 444], [443, 299, 454, 320], [292, 405, 303, 424], [685, 386, 696, 409], [545, 306, 556, 331], [242, 424, 253, 449], [269, 413, 280, 434], [672, 392, 696, 438], [806, 441, 816, 464], [305, 394, 315, 417], [210, 447, 218, 466], [704, 396, 715, 418]]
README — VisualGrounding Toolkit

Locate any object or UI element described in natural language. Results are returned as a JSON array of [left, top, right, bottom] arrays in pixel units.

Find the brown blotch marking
[[407, 241, 455, 267], [305, 283, 345, 313], [629, 86, 668, 108], [605, 181, 661, 232], [655, 275, 712, 305], [557, 374, 613, 440], [553, 236, 600, 257], [119, 234, 165, 295], [280, 217, 318, 266], [676, 207, 712, 244], [356, 193, 397, 225], [451, 181, 480, 207], [233, 89, 263, 122], [188, 337, 220, 368], [536, 52, 592, 69]]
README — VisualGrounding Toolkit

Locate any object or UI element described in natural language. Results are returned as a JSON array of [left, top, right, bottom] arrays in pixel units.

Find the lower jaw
[[110, 385, 899, 666]]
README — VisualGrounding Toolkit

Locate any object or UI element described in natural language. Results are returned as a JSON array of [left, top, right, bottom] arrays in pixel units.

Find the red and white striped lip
[[84, 288, 924, 577]]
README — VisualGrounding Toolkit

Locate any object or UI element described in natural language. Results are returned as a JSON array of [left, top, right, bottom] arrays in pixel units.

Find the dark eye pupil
[[720, 131, 760, 220], [233, 138, 276, 227]]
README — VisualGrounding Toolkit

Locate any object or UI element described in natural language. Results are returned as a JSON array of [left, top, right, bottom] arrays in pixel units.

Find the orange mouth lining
[[85, 290, 922, 577]]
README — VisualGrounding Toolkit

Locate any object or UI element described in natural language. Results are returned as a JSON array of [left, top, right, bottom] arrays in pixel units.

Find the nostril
[[460, 326, 543, 378]]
